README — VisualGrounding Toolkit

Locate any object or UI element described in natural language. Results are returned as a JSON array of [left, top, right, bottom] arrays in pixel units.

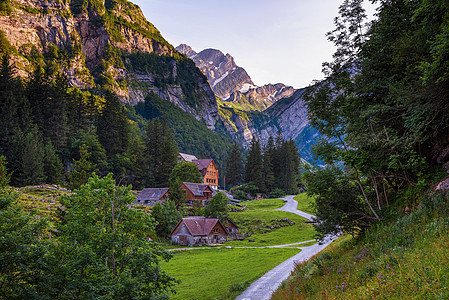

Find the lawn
[[226, 198, 316, 247], [294, 193, 316, 215], [161, 247, 300, 300]]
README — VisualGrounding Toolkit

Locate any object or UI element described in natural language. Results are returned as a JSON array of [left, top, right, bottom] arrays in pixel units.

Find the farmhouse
[[171, 217, 228, 246], [178, 153, 219, 190], [181, 182, 214, 206], [135, 188, 169, 206]]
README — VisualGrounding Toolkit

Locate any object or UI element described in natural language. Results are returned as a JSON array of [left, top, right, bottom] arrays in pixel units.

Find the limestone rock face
[[176, 44, 254, 99], [0, 0, 219, 129]]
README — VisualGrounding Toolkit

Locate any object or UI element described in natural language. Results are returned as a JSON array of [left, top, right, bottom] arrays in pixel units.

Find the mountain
[[0, 0, 218, 129], [176, 44, 254, 99], [177, 44, 319, 162]]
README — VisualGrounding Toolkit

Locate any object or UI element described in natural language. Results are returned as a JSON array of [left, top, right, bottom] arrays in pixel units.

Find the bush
[[233, 190, 248, 200], [270, 188, 286, 198]]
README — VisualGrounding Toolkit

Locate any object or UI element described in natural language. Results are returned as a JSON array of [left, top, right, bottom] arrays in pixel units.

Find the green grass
[[294, 193, 316, 214], [162, 247, 300, 300], [226, 198, 316, 247], [241, 198, 285, 210], [272, 192, 449, 299]]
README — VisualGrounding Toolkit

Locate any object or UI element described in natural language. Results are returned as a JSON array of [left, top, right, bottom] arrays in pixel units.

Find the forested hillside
[[274, 0, 449, 297], [0, 0, 236, 188]]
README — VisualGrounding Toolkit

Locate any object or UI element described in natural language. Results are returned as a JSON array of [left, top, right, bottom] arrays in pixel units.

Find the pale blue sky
[[131, 0, 376, 89]]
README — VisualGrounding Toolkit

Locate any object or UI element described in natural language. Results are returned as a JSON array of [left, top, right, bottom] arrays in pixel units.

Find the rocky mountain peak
[[176, 44, 254, 99]]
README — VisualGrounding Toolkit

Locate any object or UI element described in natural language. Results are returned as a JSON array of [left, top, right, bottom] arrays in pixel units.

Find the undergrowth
[[272, 191, 449, 299]]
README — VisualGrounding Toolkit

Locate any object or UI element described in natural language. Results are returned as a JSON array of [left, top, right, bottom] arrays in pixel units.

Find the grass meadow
[[294, 193, 316, 215], [225, 198, 316, 247], [162, 247, 300, 300]]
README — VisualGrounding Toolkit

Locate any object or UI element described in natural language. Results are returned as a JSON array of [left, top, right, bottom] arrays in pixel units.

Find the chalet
[[135, 188, 169, 206], [171, 217, 228, 246], [182, 182, 214, 206], [178, 153, 219, 190]]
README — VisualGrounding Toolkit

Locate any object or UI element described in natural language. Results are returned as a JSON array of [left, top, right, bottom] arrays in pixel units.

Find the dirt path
[[235, 196, 339, 300]]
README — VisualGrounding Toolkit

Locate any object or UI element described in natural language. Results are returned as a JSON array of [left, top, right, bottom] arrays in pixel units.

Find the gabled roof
[[179, 153, 198, 162], [182, 182, 213, 197], [171, 217, 227, 236], [192, 159, 213, 173], [136, 188, 169, 201]]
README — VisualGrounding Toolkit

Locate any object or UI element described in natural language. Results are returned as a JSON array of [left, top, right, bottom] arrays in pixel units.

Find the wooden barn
[[135, 188, 169, 206], [171, 217, 228, 246], [182, 182, 214, 206]]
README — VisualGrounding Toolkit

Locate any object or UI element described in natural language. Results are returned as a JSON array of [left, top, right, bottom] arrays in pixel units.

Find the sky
[[131, 0, 376, 89]]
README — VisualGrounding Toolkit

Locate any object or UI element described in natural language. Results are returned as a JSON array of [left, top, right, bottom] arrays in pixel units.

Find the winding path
[[235, 195, 339, 300]]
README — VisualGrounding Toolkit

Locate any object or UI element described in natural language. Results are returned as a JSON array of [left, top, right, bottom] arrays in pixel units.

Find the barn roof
[[192, 159, 213, 173], [183, 182, 212, 197], [172, 217, 226, 236], [179, 153, 198, 162], [136, 188, 169, 201]]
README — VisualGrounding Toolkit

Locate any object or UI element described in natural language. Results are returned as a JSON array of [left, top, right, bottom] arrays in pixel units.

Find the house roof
[[192, 159, 213, 173], [179, 153, 198, 162], [183, 182, 212, 197], [136, 188, 169, 201], [171, 217, 226, 236]]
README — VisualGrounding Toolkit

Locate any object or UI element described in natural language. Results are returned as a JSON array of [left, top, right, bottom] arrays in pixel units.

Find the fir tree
[[225, 142, 243, 189], [245, 138, 264, 192]]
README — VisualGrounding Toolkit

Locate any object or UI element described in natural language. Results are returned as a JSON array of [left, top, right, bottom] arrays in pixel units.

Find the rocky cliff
[[0, 0, 219, 129]]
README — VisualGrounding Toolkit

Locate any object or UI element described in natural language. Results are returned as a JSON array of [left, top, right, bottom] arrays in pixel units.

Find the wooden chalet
[[181, 182, 214, 206], [192, 159, 219, 190], [171, 217, 228, 246], [178, 153, 219, 190], [135, 188, 169, 206]]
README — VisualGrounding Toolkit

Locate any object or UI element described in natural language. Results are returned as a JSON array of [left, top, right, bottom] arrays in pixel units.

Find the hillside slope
[[0, 0, 219, 128]]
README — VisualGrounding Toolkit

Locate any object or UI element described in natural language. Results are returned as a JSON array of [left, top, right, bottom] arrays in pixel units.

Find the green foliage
[[145, 118, 178, 187], [0, 0, 12, 15], [225, 142, 244, 188], [0, 192, 50, 299], [68, 144, 95, 190], [273, 192, 449, 299], [204, 191, 229, 220], [0, 155, 11, 189], [169, 161, 202, 186], [135, 92, 234, 181], [152, 200, 182, 239], [270, 188, 286, 198], [168, 177, 187, 210], [245, 138, 264, 191], [55, 173, 177, 298]]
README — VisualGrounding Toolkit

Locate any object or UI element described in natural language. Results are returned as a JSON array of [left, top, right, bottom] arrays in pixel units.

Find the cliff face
[[0, 0, 219, 129]]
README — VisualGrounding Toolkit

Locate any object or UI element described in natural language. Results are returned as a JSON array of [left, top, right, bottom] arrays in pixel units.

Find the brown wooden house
[[171, 217, 228, 246], [135, 188, 169, 206], [192, 159, 219, 190], [178, 153, 219, 190], [181, 182, 214, 206]]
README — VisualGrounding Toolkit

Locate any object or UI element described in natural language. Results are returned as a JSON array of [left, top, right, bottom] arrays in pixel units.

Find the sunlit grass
[[226, 198, 316, 247], [162, 247, 300, 300], [294, 193, 315, 214]]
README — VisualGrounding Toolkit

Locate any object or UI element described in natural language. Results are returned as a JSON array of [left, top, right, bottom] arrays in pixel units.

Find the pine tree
[[225, 143, 243, 189], [68, 144, 95, 190], [263, 137, 275, 193], [96, 91, 130, 159], [43, 140, 63, 184], [168, 177, 187, 210], [245, 138, 264, 192], [16, 125, 46, 186]]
